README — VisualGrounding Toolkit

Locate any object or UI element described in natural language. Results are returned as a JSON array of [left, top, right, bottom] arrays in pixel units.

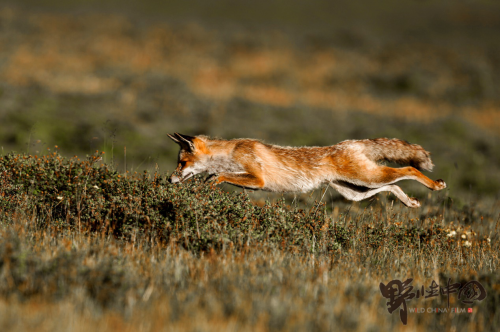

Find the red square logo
[[468, 308, 473, 313]]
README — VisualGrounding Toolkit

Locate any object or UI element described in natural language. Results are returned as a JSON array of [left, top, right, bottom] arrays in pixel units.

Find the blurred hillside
[[0, 1, 499, 198]]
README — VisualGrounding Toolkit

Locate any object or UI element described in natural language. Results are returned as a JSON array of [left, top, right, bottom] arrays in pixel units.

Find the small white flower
[[57, 196, 63, 200], [447, 231, 456, 237], [93, 185, 99, 189], [487, 238, 491, 244], [463, 241, 472, 247], [461, 234, 467, 239]]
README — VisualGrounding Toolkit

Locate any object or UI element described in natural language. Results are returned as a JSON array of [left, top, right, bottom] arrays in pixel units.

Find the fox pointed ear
[[167, 133, 180, 143], [175, 133, 196, 142], [173, 132, 196, 152]]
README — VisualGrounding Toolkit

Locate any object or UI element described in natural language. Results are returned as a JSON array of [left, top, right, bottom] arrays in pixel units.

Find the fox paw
[[407, 197, 421, 208], [434, 179, 447, 191]]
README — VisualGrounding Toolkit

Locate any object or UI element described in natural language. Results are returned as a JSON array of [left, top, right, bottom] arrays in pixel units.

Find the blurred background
[[0, 0, 499, 204]]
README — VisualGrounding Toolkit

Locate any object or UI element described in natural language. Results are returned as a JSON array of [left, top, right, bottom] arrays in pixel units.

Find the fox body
[[168, 133, 446, 208]]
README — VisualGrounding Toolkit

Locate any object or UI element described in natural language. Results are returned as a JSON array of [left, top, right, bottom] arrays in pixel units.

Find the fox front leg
[[214, 172, 265, 190]]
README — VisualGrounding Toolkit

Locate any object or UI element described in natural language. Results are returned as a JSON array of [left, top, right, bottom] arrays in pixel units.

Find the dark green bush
[[0, 152, 475, 254], [0, 152, 352, 253]]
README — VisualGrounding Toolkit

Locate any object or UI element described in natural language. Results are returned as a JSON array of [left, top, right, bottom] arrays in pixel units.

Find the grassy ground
[[0, 2, 499, 331], [0, 153, 499, 331]]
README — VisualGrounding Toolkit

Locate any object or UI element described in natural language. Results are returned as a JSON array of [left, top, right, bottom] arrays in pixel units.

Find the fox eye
[[179, 161, 187, 167]]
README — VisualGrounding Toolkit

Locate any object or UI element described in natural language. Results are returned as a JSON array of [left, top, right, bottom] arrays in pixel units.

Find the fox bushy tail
[[361, 138, 434, 171]]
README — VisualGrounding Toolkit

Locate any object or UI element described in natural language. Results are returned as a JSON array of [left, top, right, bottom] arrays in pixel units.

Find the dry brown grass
[[0, 206, 498, 332]]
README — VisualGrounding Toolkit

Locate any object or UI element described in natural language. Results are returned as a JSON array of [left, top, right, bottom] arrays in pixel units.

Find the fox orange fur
[[168, 133, 446, 208]]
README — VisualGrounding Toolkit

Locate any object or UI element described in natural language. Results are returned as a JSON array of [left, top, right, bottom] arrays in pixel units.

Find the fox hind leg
[[329, 181, 420, 208], [384, 184, 421, 208], [349, 166, 446, 191], [382, 166, 446, 191]]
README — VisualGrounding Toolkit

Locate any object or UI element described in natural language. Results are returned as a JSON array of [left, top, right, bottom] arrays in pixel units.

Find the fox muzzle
[[169, 174, 181, 184], [169, 172, 194, 184]]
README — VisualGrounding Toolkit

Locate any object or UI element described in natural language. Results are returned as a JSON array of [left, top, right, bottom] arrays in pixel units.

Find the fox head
[[168, 133, 207, 183]]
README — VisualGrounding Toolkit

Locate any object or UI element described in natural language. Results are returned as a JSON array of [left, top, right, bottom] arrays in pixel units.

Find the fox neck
[[199, 154, 246, 175]]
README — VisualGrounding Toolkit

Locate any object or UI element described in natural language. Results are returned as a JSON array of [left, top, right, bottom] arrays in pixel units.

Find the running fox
[[168, 133, 446, 208]]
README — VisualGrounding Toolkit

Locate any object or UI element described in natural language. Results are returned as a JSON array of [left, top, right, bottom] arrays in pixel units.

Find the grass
[[0, 152, 499, 331]]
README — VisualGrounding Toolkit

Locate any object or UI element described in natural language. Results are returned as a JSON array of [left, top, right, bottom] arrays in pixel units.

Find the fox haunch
[[168, 133, 446, 208]]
